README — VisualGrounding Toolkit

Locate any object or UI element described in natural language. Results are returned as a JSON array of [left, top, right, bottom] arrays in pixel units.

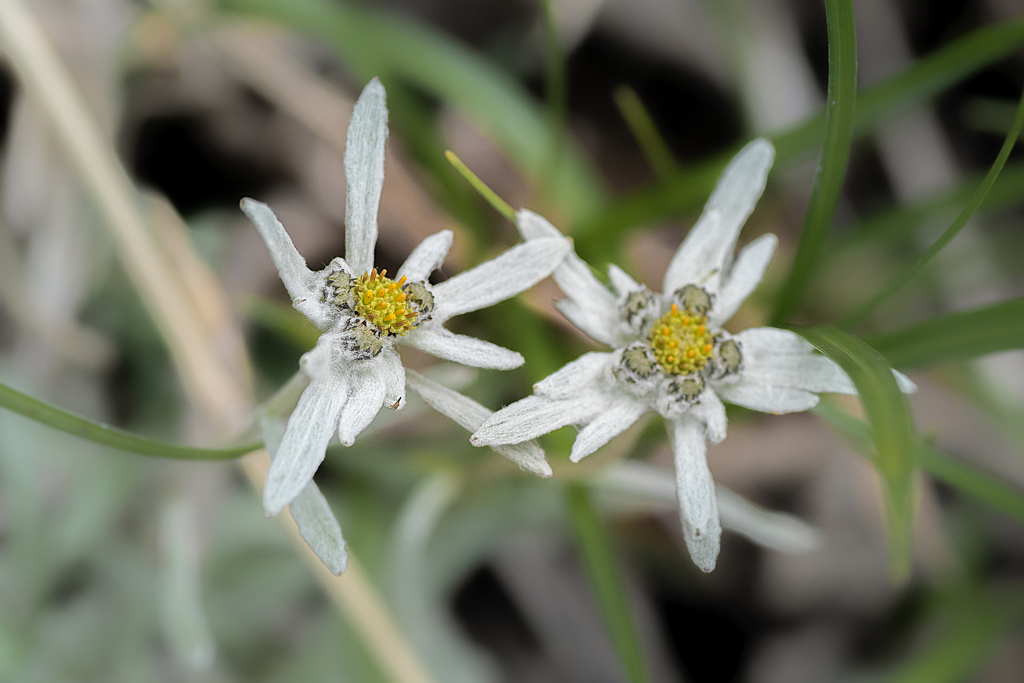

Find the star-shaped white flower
[[242, 79, 570, 520], [471, 139, 915, 572]]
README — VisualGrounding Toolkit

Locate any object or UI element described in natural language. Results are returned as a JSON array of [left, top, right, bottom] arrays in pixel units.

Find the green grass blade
[[814, 401, 1024, 527], [572, 17, 1024, 253], [613, 85, 676, 179], [795, 327, 917, 581], [223, 0, 606, 224], [917, 450, 1024, 527], [840, 86, 1024, 328], [770, 0, 856, 325], [833, 161, 1024, 254], [884, 589, 1024, 683], [445, 150, 516, 221], [868, 297, 1024, 369], [566, 483, 649, 683], [0, 381, 259, 460]]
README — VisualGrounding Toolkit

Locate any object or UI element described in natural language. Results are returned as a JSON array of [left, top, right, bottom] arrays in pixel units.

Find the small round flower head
[[472, 139, 916, 573]]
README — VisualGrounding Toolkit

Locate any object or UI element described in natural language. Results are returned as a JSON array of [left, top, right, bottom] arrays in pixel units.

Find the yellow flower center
[[352, 268, 417, 337], [648, 303, 714, 375]]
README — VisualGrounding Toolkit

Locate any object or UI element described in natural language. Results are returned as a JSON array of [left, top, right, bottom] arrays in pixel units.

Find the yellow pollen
[[646, 304, 715, 375], [352, 268, 421, 337]]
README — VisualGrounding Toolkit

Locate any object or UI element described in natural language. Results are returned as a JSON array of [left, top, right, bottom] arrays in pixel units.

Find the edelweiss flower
[[243, 79, 570, 518], [471, 139, 915, 572]]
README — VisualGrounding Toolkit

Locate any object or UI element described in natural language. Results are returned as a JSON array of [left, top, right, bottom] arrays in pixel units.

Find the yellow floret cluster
[[353, 268, 417, 337], [648, 303, 714, 375]]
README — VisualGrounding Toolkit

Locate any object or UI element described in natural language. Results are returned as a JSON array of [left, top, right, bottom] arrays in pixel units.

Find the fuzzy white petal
[[515, 208, 563, 241], [405, 369, 551, 477], [430, 237, 571, 321], [710, 233, 777, 326], [570, 396, 648, 462], [517, 209, 620, 341], [667, 415, 721, 572], [403, 325, 523, 370], [299, 333, 337, 383], [714, 382, 821, 413], [663, 139, 774, 296], [607, 263, 642, 297], [377, 347, 407, 409], [257, 411, 348, 574], [729, 327, 916, 399], [397, 230, 453, 282], [240, 199, 315, 300], [716, 486, 822, 553], [289, 481, 349, 575], [689, 389, 728, 444], [263, 375, 350, 516], [344, 79, 388, 274], [472, 391, 610, 446], [337, 365, 388, 446], [595, 462, 823, 554], [533, 352, 614, 398], [554, 298, 620, 347]]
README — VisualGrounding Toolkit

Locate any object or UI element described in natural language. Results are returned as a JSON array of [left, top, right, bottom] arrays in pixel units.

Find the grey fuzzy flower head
[[242, 78, 570, 527], [471, 139, 915, 572]]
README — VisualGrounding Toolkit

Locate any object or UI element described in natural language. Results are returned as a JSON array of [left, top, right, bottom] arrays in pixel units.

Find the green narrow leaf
[[868, 297, 1024, 369], [884, 589, 1024, 683], [814, 401, 1024, 527], [572, 17, 1024, 253], [833, 161, 1024, 254], [613, 85, 676, 179], [840, 85, 1024, 328], [565, 483, 649, 683], [770, 0, 857, 325], [795, 327, 917, 581], [444, 150, 516, 221], [0, 381, 259, 460], [224, 0, 606, 224]]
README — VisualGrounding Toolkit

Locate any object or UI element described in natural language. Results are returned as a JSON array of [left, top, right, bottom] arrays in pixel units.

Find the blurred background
[[1, 0, 1023, 681]]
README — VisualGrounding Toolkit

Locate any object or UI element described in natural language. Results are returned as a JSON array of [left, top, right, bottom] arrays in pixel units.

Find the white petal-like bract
[[344, 78, 388, 275], [431, 237, 571, 321], [710, 233, 777, 326], [263, 376, 350, 516], [662, 139, 774, 296], [397, 229, 453, 282], [405, 369, 552, 477], [569, 396, 648, 462], [404, 325, 524, 370], [668, 416, 722, 572]]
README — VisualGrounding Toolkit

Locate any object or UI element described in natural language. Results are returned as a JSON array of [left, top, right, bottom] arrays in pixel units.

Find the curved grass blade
[[770, 0, 856, 325], [566, 483, 650, 683], [840, 86, 1024, 328], [814, 401, 1024, 527], [572, 17, 1024, 253], [0, 381, 259, 460], [869, 297, 1024, 370], [224, 0, 606, 223], [795, 326, 917, 581]]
